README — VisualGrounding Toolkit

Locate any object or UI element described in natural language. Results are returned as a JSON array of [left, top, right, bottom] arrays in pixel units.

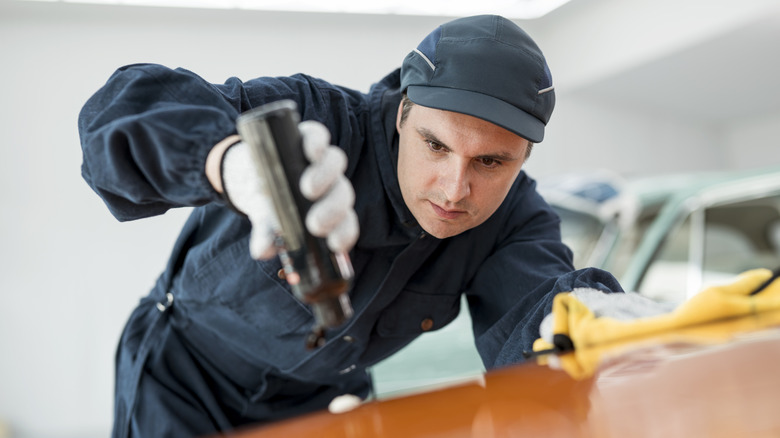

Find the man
[[79, 14, 622, 437]]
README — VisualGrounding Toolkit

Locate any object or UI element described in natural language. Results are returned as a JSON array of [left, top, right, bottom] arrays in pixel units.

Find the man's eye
[[479, 158, 501, 168], [426, 140, 444, 152]]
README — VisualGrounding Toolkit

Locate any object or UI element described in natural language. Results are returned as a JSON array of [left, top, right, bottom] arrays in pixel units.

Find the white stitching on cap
[[413, 48, 436, 71], [538, 86, 554, 95]]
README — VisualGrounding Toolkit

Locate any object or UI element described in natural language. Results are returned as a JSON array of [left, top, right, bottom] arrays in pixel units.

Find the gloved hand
[[539, 289, 677, 346], [221, 121, 359, 260]]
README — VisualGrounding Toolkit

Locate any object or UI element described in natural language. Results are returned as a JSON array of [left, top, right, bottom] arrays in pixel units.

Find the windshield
[[554, 205, 658, 282], [554, 207, 607, 268]]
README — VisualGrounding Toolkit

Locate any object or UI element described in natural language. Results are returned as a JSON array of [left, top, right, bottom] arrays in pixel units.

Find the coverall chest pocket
[[376, 291, 461, 338], [190, 242, 313, 337], [228, 259, 313, 337]]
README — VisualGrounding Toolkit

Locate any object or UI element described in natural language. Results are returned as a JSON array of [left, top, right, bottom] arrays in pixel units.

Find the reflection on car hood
[[234, 322, 780, 438]]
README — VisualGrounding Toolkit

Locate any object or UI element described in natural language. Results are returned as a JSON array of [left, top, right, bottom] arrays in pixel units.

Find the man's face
[[396, 101, 530, 239]]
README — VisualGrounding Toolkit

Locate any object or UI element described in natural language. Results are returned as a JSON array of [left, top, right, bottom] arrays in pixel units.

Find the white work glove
[[221, 121, 359, 260], [539, 288, 677, 345]]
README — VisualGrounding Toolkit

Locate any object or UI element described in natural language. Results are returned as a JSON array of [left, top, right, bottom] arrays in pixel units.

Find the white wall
[[525, 95, 727, 177], [0, 1, 774, 437], [724, 111, 780, 170]]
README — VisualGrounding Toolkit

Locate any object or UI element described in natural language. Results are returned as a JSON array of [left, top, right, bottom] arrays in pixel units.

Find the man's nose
[[441, 161, 471, 203]]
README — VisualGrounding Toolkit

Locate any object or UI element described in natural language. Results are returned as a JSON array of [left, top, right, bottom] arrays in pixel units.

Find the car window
[[703, 196, 780, 281], [639, 194, 780, 303], [556, 207, 606, 268], [603, 214, 657, 280], [638, 216, 691, 303]]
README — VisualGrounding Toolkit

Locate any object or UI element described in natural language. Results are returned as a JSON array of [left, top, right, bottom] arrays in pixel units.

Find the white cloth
[[539, 288, 677, 344]]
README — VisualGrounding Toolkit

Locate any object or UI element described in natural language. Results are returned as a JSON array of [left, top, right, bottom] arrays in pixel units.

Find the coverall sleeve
[[78, 64, 247, 221], [465, 181, 623, 369], [78, 63, 350, 222]]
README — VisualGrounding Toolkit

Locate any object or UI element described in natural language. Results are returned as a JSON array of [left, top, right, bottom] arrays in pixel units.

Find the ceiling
[[24, 0, 573, 18], [567, 6, 780, 124]]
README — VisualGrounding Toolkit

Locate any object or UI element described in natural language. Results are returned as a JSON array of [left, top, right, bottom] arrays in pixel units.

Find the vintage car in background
[[369, 166, 780, 398], [539, 166, 780, 303]]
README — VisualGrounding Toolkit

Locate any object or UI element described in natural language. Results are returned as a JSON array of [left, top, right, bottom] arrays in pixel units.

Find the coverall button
[[277, 269, 286, 280], [342, 335, 355, 343], [420, 318, 434, 331]]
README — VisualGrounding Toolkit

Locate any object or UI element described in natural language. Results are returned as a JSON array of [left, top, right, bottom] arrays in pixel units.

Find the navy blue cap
[[400, 15, 555, 143]]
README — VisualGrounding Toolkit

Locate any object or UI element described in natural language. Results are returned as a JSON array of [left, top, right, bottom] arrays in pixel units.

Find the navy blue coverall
[[78, 63, 623, 437]]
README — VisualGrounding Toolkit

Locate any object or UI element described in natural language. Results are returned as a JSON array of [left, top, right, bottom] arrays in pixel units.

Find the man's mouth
[[430, 201, 465, 220]]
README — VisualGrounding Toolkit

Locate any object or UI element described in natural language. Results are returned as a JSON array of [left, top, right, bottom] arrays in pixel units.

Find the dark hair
[[399, 93, 415, 127], [399, 93, 534, 160]]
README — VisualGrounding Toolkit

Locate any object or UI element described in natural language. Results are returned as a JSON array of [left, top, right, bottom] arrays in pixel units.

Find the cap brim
[[407, 85, 545, 143]]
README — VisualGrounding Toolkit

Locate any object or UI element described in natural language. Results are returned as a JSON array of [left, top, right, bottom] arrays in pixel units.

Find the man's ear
[[396, 100, 404, 133]]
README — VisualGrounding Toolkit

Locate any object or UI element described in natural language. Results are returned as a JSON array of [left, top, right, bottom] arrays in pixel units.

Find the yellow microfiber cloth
[[532, 268, 780, 379]]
